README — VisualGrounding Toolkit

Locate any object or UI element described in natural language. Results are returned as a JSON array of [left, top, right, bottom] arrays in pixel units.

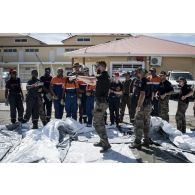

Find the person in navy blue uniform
[[175, 77, 193, 133], [40, 68, 52, 122], [23, 70, 47, 129], [5, 69, 24, 124], [108, 72, 123, 128]]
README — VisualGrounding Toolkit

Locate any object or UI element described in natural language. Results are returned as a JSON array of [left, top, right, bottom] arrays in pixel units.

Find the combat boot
[[42, 121, 48, 126], [100, 139, 111, 153], [83, 117, 87, 124], [142, 138, 152, 148], [93, 141, 104, 147], [79, 117, 82, 124], [11, 119, 16, 124], [32, 122, 38, 129], [129, 139, 142, 150]]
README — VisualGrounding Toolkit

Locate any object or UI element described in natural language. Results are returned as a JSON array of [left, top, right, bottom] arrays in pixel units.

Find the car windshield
[[170, 73, 193, 80]]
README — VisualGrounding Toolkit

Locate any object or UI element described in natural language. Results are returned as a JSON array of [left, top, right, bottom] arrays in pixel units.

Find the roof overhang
[[64, 52, 195, 58]]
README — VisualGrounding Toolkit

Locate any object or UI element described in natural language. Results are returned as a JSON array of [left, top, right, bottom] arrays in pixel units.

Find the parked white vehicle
[[167, 70, 195, 93]]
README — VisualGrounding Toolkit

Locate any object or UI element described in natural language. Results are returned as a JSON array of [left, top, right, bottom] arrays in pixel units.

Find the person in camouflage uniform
[[129, 68, 152, 150], [156, 71, 174, 122], [129, 71, 140, 123], [176, 77, 193, 133], [119, 72, 132, 123], [93, 61, 111, 153]]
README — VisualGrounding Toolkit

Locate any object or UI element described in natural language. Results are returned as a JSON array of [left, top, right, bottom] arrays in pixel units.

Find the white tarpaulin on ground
[[1, 118, 136, 163], [1, 116, 195, 163], [150, 117, 195, 162]]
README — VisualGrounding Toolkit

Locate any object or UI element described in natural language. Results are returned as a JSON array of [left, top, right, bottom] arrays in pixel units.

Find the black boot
[[142, 138, 152, 148], [79, 117, 82, 124], [32, 122, 38, 129], [129, 139, 142, 150], [20, 119, 28, 123], [100, 139, 111, 153], [42, 121, 48, 126], [93, 141, 104, 147], [11, 119, 16, 124], [83, 117, 87, 124]]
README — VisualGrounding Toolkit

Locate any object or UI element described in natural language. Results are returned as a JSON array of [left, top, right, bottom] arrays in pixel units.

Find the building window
[[65, 48, 79, 52], [25, 48, 39, 52], [3, 49, 17, 52], [15, 39, 28, 43], [77, 37, 90, 42]]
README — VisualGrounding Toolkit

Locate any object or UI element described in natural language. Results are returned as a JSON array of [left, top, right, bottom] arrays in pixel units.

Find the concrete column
[[83, 57, 85, 65], [72, 58, 74, 67], [17, 64, 20, 77]]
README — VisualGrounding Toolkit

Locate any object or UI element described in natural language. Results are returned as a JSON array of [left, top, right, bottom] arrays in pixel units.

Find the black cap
[[96, 61, 107, 68], [45, 67, 51, 72], [159, 71, 167, 76], [125, 71, 131, 76], [137, 67, 148, 74], [149, 67, 156, 73], [177, 77, 186, 83]]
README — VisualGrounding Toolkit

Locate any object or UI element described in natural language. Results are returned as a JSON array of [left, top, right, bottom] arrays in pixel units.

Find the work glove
[[77, 98, 81, 105], [60, 99, 65, 106]]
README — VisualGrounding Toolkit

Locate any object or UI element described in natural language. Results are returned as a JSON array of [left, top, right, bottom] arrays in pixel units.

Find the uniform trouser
[[38, 96, 47, 125], [130, 94, 138, 121], [176, 100, 189, 132], [93, 101, 109, 143], [24, 95, 39, 125], [109, 96, 120, 125], [159, 97, 169, 122], [193, 100, 195, 117], [151, 97, 159, 117], [65, 95, 78, 120], [120, 95, 131, 122], [8, 94, 24, 123], [86, 95, 94, 125], [79, 94, 87, 120], [43, 95, 52, 121], [134, 104, 152, 142], [54, 99, 64, 119]]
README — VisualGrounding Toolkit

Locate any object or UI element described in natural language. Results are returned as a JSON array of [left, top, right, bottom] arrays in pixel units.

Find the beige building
[[0, 33, 132, 82], [0, 33, 131, 101]]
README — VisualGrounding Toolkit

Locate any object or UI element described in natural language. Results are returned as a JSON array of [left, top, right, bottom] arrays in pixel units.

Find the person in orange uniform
[[50, 68, 66, 119], [147, 67, 161, 116], [61, 72, 79, 120]]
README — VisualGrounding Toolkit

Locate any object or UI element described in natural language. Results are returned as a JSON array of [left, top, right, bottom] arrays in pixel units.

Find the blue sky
[[28, 33, 195, 46]]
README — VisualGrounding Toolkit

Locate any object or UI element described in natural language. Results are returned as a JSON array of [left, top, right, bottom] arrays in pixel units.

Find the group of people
[[5, 61, 194, 152]]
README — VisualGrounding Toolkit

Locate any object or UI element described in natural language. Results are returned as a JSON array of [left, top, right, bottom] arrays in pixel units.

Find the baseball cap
[[177, 77, 186, 83], [96, 61, 107, 68], [149, 67, 156, 72], [137, 67, 148, 74], [9, 69, 17, 74], [159, 71, 167, 76]]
